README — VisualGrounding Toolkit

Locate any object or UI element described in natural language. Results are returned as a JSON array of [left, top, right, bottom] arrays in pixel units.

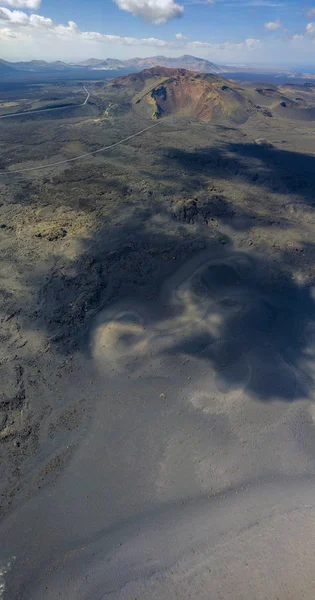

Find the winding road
[[0, 120, 163, 175], [0, 85, 90, 120]]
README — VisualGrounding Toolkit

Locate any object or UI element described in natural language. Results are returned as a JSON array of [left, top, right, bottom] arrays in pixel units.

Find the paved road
[[0, 120, 163, 175], [82, 86, 90, 105], [0, 86, 90, 120]]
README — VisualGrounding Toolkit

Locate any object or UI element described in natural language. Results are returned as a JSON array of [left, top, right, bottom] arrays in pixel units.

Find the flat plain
[[1, 72, 315, 598]]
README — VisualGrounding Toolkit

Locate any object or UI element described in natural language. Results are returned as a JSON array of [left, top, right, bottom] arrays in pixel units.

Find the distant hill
[[78, 55, 223, 73], [122, 55, 224, 73], [0, 58, 79, 72], [110, 66, 259, 124], [77, 58, 126, 69], [0, 59, 16, 75], [78, 58, 107, 67], [0, 56, 299, 85], [0, 55, 223, 75]]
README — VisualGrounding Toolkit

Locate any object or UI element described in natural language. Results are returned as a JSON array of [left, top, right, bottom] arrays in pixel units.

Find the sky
[[0, 0, 315, 65]]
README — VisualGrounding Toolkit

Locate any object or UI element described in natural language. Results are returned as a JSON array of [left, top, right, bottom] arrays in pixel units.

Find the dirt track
[[1, 81, 315, 598]]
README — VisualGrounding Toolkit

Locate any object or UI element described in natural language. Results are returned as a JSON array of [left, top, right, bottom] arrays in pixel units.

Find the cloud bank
[[2, 0, 41, 7], [0, 6, 260, 56], [1, 4, 314, 64]]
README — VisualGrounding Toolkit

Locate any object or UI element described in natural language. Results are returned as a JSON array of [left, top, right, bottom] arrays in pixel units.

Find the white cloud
[[0, 8, 169, 45], [291, 22, 315, 42], [0, 6, 51, 25], [190, 40, 211, 47], [0, 7, 29, 24], [189, 37, 260, 50], [81, 32, 168, 46], [53, 20, 79, 36], [0, 7, 276, 62], [264, 19, 281, 30], [244, 37, 260, 48], [29, 13, 52, 27], [114, 0, 184, 23], [306, 7, 315, 18], [175, 32, 188, 39], [304, 21, 315, 42], [0, 25, 20, 37], [0, 9, 262, 55], [2, 0, 41, 8], [305, 22, 315, 37]]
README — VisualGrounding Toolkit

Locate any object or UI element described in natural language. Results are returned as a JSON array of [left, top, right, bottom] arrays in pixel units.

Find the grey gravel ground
[[1, 80, 315, 598]]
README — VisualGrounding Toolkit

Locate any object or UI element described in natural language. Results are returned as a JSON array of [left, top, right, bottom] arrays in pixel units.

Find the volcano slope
[[110, 66, 315, 123], [2, 73, 315, 599], [111, 66, 258, 123]]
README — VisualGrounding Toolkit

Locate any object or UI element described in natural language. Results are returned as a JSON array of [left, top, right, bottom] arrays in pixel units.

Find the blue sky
[[0, 0, 314, 65]]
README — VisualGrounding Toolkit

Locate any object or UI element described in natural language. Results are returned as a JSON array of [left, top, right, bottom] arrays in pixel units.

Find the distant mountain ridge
[[0, 59, 16, 74], [0, 55, 224, 74], [119, 55, 224, 73], [0, 58, 75, 73]]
